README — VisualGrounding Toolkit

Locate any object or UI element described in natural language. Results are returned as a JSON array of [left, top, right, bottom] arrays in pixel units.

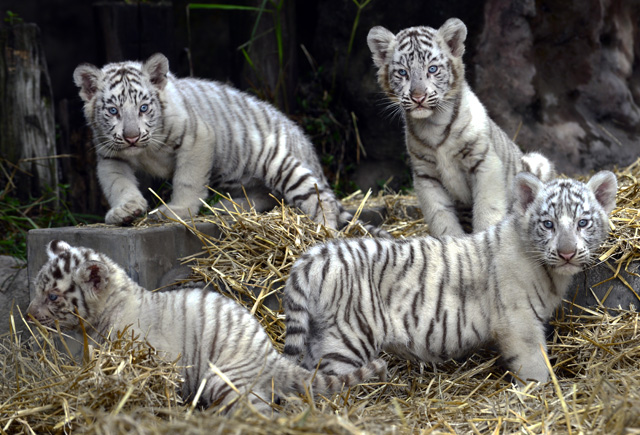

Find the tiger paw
[[105, 198, 148, 225], [149, 204, 194, 221]]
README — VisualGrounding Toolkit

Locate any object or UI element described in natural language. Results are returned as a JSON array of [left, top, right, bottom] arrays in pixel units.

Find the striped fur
[[27, 241, 386, 414], [283, 171, 617, 384], [73, 53, 388, 237], [367, 18, 552, 236]]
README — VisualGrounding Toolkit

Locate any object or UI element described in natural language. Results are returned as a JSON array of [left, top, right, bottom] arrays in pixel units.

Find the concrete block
[[27, 222, 221, 298]]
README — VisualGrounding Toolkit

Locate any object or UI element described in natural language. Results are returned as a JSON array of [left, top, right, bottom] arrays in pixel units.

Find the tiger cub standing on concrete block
[[283, 171, 617, 384], [367, 18, 552, 236], [27, 241, 386, 414], [73, 53, 389, 237]]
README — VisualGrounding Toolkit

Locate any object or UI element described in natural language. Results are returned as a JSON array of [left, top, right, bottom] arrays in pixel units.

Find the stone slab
[[27, 222, 221, 298]]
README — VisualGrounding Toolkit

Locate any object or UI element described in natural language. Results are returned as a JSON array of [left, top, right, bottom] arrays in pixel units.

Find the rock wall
[[474, 0, 640, 175]]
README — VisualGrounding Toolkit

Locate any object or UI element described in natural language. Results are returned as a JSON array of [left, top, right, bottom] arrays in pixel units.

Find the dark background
[[1, 0, 639, 218]]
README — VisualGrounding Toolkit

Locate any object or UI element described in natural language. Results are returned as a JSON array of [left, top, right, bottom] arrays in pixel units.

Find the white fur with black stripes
[[73, 54, 388, 237], [283, 171, 617, 384], [27, 241, 386, 414], [367, 18, 552, 236]]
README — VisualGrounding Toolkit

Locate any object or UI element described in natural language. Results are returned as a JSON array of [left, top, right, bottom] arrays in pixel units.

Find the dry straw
[[2, 162, 640, 433]]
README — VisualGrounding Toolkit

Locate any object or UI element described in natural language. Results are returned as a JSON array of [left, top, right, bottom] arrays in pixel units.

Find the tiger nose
[[411, 94, 427, 105], [558, 250, 576, 261], [124, 135, 140, 145]]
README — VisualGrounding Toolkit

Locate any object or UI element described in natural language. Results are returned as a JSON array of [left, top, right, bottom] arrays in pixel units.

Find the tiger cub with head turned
[[27, 241, 386, 414], [283, 171, 617, 384], [367, 18, 549, 236], [73, 53, 388, 237]]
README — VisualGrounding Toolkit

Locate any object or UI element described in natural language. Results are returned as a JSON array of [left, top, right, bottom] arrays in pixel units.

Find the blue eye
[[48, 293, 58, 302], [428, 65, 438, 74], [140, 104, 148, 113], [578, 219, 589, 228], [108, 107, 118, 115], [543, 220, 554, 229], [398, 69, 408, 77]]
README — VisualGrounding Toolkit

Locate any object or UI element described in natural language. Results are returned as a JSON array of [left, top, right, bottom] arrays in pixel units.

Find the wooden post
[[0, 23, 57, 200]]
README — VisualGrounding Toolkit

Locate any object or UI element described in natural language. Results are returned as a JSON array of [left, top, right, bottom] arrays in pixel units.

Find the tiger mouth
[[27, 316, 53, 326], [554, 261, 583, 275]]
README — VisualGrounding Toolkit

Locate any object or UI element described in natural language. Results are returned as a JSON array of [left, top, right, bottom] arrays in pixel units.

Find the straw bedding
[[2, 162, 640, 434]]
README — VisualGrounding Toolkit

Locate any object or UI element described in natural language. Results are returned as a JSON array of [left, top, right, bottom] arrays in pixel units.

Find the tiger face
[[27, 240, 113, 331], [514, 172, 617, 276], [74, 57, 168, 157], [367, 18, 467, 119]]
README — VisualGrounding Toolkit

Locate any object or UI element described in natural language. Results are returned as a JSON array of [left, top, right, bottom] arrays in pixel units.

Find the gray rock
[[473, 0, 640, 175], [0, 256, 29, 335], [567, 261, 640, 313]]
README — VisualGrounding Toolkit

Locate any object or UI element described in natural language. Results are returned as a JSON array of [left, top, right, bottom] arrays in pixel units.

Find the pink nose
[[124, 135, 140, 145], [411, 94, 426, 105], [559, 250, 576, 261]]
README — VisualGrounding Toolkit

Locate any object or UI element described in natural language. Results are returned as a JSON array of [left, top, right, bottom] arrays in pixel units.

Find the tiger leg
[[414, 175, 465, 236], [470, 155, 509, 232], [265, 155, 341, 229], [156, 133, 212, 220], [197, 374, 274, 415], [305, 329, 378, 376], [498, 321, 550, 385], [98, 157, 148, 225]]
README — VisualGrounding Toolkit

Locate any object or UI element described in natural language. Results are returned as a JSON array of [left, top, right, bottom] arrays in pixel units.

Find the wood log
[[0, 23, 57, 199]]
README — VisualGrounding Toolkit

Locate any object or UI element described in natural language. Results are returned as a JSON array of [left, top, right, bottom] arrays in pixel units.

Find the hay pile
[[2, 163, 640, 433]]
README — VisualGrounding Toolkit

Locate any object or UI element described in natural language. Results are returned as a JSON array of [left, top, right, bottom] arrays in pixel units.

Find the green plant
[[3, 11, 23, 25], [187, 1, 289, 110], [0, 159, 102, 260]]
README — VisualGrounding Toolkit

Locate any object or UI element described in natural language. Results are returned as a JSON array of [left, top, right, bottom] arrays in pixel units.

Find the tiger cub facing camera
[[283, 171, 617, 384], [27, 240, 386, 414], [73, 53, 389, 237], [367, 18, 552, 236]]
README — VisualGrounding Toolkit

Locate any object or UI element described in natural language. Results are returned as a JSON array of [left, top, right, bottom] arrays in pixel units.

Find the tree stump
[[0, 23, 57, 199]]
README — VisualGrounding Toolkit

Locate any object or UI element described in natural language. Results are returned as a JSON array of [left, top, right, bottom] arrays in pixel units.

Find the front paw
[[149, 204, 195, 221], [105, 198, 149, 225]]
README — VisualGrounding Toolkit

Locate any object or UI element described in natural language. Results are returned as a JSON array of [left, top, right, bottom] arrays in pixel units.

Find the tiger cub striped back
[[367, 18, 551, 236], [73, 53, 389, 237], [283, 171, 617, 384], [27, 240, 386, 414]]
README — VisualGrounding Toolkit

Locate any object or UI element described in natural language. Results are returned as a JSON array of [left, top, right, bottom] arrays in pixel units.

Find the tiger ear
[[438, 18, 467, 58], [73, 63, 103, 102], [143, 53, 169, 90], [74, 261, 110, 295], [47, 240, 71, 259], [367, 26, 396, 68], [587, 171, 618, 215], [512, 172, 543, 213]]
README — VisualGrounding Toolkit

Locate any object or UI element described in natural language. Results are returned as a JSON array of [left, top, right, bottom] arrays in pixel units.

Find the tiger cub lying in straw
[[73, 53, 388, 237], [367, 18, 552, 236], [27, 241, 386, 414], [284, 171, 617, 384]]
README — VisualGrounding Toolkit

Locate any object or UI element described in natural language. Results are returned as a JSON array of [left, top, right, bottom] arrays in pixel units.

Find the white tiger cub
[[367, 18, 551, 236], [283, 171, 617, 384], [27, 241, 386, 414], [73, 53, 388, 237]]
